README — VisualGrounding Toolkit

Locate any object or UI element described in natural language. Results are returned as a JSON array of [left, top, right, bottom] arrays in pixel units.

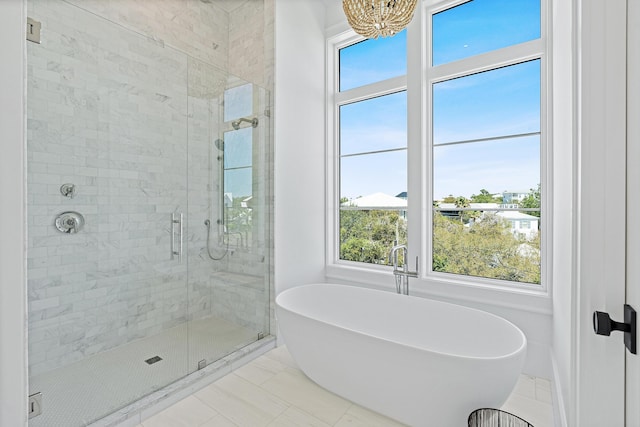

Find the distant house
[[224, 192, 233, 208], [241, 196, 253, 208], [496, 211, 540, 239], [436, 202, 498, 220], [343, 192, 407, 218], [434, 202, 539, 239], [502, 190, 531, 204], [343, 192, 407, 209]]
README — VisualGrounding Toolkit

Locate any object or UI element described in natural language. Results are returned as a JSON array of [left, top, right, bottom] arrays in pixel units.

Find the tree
[[432, 212, 540, 284], [470, 189, 501, 203], [340, 209, 407, 265], [339, 198, 541, 284], [454, 195, 480, 224], [454, 196, 469, 208], [520, 184, 541, 217], [442, 195, 457, 203]]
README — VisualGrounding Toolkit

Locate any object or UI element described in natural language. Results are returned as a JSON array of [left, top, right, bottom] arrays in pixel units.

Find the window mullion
[[429, 38, 545, 83], [406, 4, 423, 277], [335, 75, 407, 106]]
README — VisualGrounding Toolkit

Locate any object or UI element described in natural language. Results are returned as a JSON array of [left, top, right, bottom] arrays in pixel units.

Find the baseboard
[[550, 350, 569, 427]]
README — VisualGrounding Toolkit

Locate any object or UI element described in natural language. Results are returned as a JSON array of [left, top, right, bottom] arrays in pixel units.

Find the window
[[329, 0, 546, 289], [429, 0, 544, 285], [339, 30, 407, 91], [431, 0, 541, 66], [335, 31, 408, 265], [222, 84, 255, 249]]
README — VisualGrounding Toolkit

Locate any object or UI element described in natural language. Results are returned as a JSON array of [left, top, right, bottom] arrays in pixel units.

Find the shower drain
[[145, 356, 163, 365]]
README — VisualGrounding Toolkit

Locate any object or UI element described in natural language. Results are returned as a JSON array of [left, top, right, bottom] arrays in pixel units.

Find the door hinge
[[27, 18, 41, 44], [28, 392, 42, 418]]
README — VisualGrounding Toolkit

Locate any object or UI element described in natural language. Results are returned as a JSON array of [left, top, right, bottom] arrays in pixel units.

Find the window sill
[[325, 263, 552, 315]]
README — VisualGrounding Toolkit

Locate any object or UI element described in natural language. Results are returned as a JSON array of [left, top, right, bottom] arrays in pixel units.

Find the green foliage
[[432, 212, 540, 284], [339, 188, 542, 284], [442, 195, 457, 203], [340, 209, 406, 265], [226, 198, 252, 231], [470, 189, 503, 203], [520, 184, 541, 217], [452, 195, 481, 224], [454, 196, 470, 208]]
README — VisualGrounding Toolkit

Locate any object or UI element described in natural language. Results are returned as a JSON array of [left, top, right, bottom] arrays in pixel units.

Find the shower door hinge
[[28, 392, 42, 418], [27, 17, 42, 44], [258, 332, 265, 340]]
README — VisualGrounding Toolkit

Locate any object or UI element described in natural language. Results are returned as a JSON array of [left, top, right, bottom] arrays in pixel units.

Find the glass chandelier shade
[[343, 0, 418, 39]]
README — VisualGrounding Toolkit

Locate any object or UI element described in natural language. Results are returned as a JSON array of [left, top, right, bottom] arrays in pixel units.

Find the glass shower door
[[186, 61, 271, 373], [27, 1, 271, 425], [26, 2, 190, 425]]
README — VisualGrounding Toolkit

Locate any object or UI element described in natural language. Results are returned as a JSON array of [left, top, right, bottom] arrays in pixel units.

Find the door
[[627, 0, 640, 423], [576, 0, 628, 425]]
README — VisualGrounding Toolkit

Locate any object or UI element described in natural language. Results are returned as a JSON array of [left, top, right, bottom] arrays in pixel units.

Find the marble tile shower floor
[[29, 316, 259, 427], [138, 346, 554, 427]]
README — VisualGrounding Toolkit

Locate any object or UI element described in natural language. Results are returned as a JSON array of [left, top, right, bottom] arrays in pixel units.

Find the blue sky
[[222, 85, 255, 198], [339, 0, 541, 201], [223, 127, 253, 198]]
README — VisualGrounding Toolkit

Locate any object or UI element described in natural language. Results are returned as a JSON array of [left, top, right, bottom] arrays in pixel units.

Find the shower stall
[[26, 1, 273, 425]]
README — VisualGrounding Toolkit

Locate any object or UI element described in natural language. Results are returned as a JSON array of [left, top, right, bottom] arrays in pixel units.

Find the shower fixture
[[204, 219, 228, 260], [231, 117, 258, 130], [60, 183, 76, 198], [55, 211, 85, 234], [214, 138, 224, 161]]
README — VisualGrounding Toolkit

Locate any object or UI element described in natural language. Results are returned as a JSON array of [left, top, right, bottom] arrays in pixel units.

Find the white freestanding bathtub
[[275, 284, 527, 427]]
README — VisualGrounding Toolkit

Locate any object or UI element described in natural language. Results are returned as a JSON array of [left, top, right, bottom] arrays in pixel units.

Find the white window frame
[[326, 29, 408, 275], [326, 0, 552, 314]]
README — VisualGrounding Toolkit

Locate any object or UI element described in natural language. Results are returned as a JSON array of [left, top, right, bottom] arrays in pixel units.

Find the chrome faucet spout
[[388, 244, 418, 295], [389, 244, 407, 267]]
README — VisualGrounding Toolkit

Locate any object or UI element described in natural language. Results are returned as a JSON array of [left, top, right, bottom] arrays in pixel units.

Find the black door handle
[[593, 304, 637, 354]]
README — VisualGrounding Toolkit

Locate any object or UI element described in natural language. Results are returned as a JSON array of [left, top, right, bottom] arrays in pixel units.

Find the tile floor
[[29, 316, 259, 427], [136, 346, 554, 427]]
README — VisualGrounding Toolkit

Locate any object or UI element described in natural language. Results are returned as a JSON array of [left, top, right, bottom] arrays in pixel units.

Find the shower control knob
[[55, 211, 85, 234], [60, 183, 76, 198]]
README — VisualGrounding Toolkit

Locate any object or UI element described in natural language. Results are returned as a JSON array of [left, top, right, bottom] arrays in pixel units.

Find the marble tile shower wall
[[27, 0, 274, 377], [226, 0, 275, 335], [65, 0, 230, 69], [230, 0, 267, 89]]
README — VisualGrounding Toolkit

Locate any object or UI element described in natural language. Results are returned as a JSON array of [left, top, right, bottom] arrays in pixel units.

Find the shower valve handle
[[55, 211, 84, 234]]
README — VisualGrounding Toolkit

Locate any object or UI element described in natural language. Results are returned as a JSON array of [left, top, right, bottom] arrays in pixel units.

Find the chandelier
[[343, 0, 418, 39]]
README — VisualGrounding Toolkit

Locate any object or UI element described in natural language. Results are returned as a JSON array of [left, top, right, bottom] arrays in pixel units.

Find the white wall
[[274, 0, 327, 297], [0, 1, 27, 426], [550, 0, 576, 425]]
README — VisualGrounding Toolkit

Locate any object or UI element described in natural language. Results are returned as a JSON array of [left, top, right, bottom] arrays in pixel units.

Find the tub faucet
[[388, 244, 418, 295]]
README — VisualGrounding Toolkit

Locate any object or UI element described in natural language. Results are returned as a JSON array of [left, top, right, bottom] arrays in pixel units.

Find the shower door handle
[[171, 213, 183, 262]]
